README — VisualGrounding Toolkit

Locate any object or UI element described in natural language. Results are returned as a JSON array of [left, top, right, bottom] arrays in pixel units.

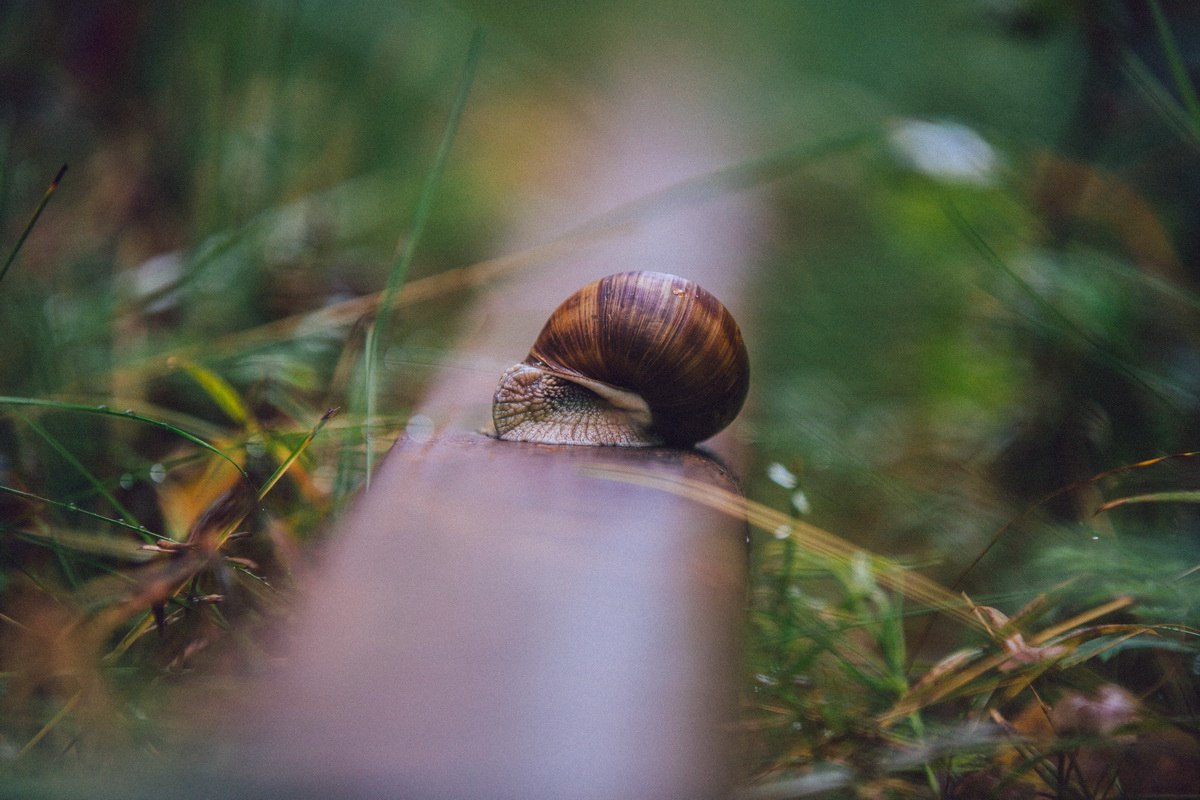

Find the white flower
[[888, 118, 999, 184]]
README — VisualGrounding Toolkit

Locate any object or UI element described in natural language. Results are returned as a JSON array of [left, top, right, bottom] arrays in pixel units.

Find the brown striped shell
[[492, 271, 749, 447]]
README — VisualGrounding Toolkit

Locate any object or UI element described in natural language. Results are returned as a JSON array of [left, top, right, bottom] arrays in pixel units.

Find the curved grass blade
[[0, 395, 250, 480], [15, 410, 141, 528], [1, 164, 66, 287], [583, 463, 982, 631], [1095, 489, 1200, 513], [172, 357, 254, 427], [0, 482, 165, 542]]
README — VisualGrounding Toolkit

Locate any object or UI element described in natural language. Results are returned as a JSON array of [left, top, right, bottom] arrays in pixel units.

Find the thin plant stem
[[13, 690, 81, 761], [1, 164, 66, 286]]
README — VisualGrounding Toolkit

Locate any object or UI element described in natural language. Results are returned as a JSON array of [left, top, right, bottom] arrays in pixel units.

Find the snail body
[[492, 271, 749, 447]]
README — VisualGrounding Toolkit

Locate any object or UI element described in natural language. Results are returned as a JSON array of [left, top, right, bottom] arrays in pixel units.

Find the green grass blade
[[15, 410, 142, 528], [0, 482, 163, 541], [1148, 0, 1200, 132], [0, 395, 249, 480], [256, 406, 339, 503], [1, 164, 66, 286], [1121, 53, 1200, 149], [173, 357, 253, 427], [942, 199, 1179, 409], [362, 28, 484, 486]]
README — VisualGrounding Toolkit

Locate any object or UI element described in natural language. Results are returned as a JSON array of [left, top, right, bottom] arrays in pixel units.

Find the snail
[[492, 271, 749, 447]]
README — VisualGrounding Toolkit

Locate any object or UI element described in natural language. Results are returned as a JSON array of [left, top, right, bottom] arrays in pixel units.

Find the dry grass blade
[[1027, 596, 1134, 646], [1095, 489, 1200, 513], [882, 595, 1143, 727], [14, 690, 82, 761], [109, 128, 878, 389], [111, 227, 617, 386], [12, 526, 161, 561], [880, 649, 1013, 727], [95, 483, 259, 662], [583, 463, 981, 630]]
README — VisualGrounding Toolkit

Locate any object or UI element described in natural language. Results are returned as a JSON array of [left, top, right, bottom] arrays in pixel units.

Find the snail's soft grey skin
[[492, 271, 750, 447]]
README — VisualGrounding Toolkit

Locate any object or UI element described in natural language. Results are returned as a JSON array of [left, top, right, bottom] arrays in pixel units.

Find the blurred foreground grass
[[1, 0, 1199, 795]]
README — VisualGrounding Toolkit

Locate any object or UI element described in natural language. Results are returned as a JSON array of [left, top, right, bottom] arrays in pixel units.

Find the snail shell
[[492, 271, 749, 447]]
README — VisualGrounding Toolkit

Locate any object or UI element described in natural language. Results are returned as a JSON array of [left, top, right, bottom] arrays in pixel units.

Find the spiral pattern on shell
[[496, 271, 749, 447]]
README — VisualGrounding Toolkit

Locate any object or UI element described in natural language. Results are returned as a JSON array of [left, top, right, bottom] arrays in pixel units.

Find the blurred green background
[[2, 0, 1199, 789]]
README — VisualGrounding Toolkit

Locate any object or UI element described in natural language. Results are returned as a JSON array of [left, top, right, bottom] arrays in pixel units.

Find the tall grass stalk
[[361, 29, 484, 485], [1147, 0, 1200, 133], [0, 164, 65, 286]]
